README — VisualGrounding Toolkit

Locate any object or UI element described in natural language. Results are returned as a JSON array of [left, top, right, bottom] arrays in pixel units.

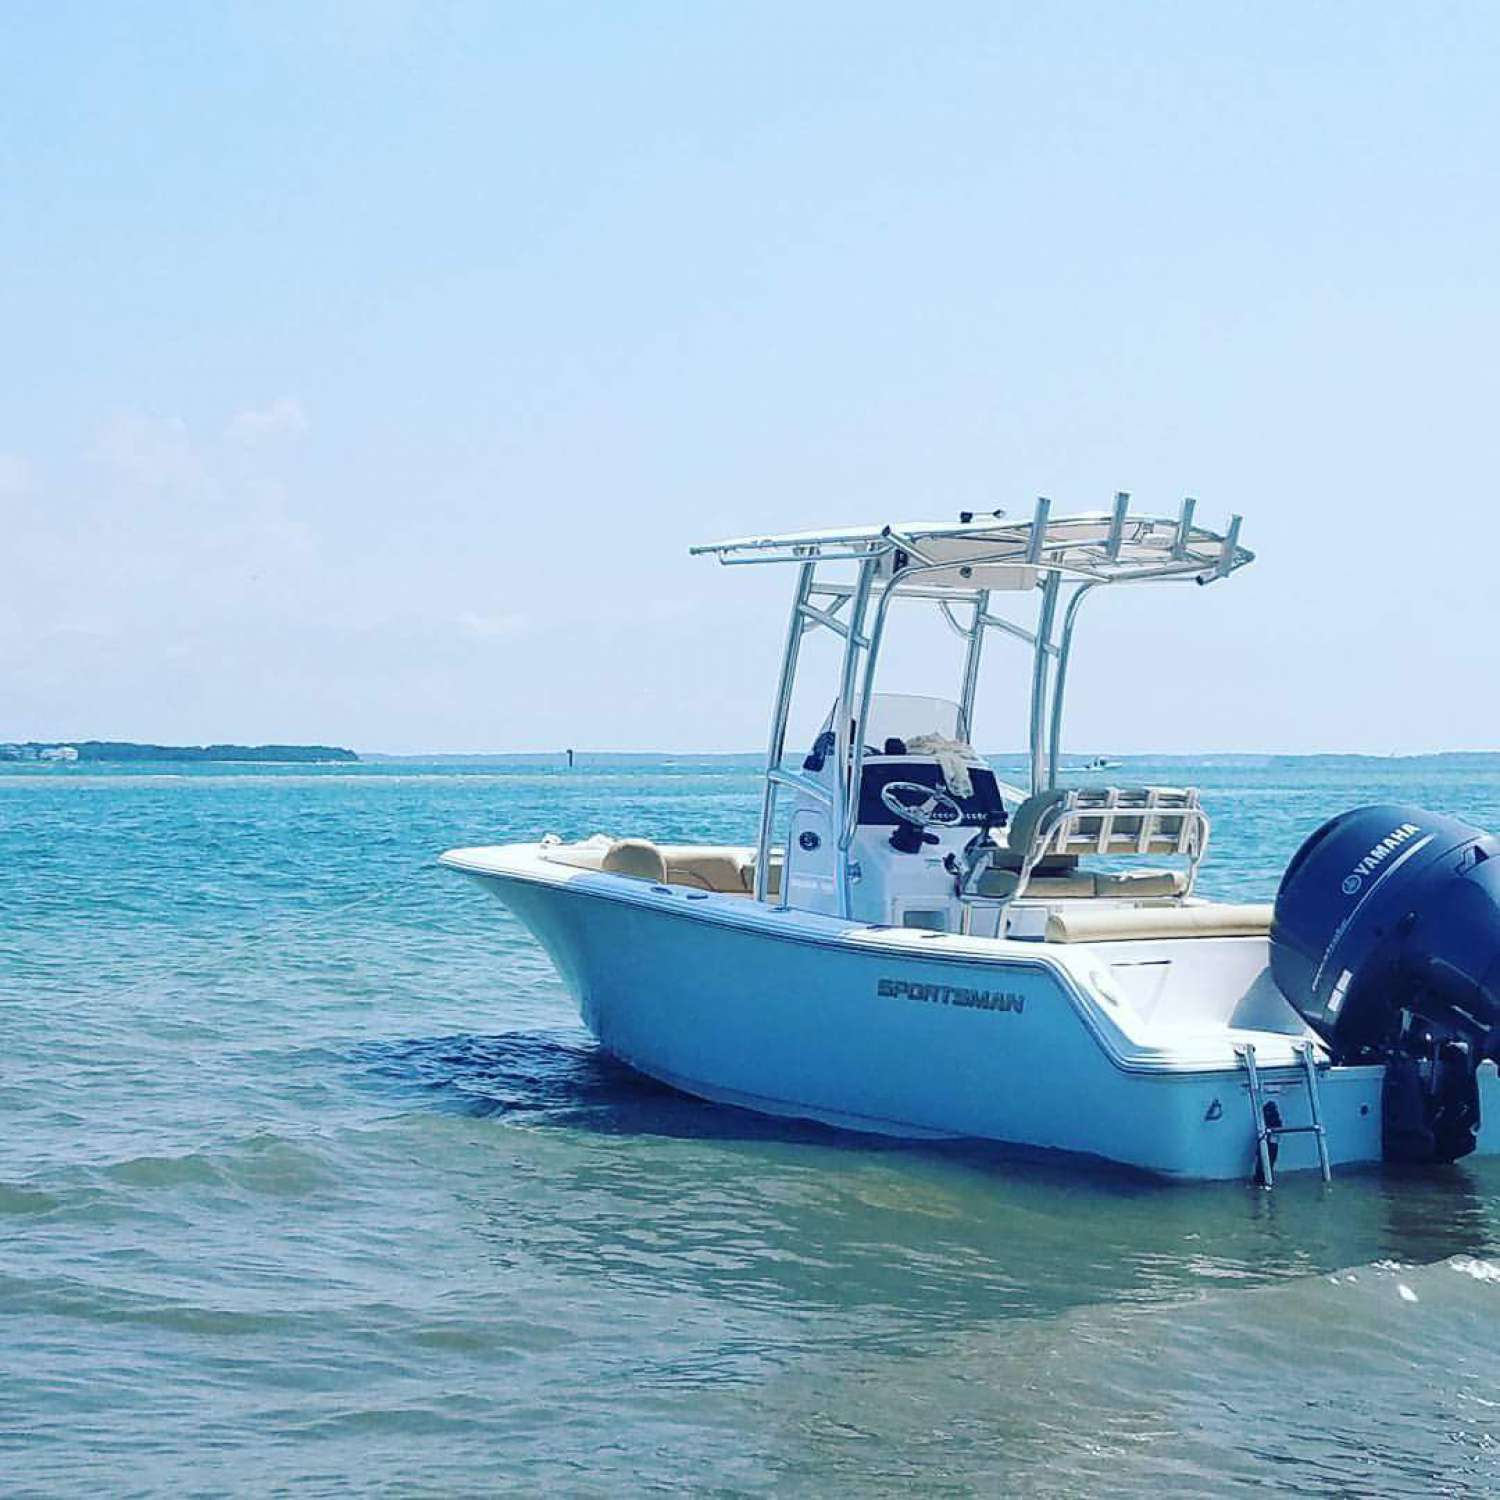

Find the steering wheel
[[879, 780, 965, 830]]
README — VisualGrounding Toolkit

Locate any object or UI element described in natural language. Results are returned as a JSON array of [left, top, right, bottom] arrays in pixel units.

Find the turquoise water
[[6, 757, 1500, 1495]]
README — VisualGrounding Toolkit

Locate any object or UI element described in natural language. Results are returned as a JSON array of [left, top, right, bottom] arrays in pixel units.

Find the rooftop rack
[[693, 495, 1251, 590]]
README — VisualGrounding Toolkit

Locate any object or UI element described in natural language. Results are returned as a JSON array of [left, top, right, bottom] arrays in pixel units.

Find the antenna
[[1214, 514, 1243, 578], [1106, 491, 1129, 560], [1173, 496, 1197, 559], [1026, 497, 1051, 564]]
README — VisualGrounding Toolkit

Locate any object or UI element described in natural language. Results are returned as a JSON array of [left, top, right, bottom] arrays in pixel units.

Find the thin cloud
[[228, 398, 309, 445], [0, 452, 31, 497], [42, 618, 116, 641], [644, 598, 695, 623], [459, 610, 530, 639], [97, 413, 200, 492]]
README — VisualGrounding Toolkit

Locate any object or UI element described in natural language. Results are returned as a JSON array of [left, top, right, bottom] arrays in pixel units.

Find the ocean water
[[6, 756, 1500, 1496]]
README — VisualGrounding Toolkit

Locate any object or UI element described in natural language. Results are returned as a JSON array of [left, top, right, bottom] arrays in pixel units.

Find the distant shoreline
[[0, 741, 359, 765], [7, 744, 1499, 768], [360, 749, 1500, 767]]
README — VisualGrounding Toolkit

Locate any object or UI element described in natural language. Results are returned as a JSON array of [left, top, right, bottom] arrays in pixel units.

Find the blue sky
[[4, 2, 1498, 753]]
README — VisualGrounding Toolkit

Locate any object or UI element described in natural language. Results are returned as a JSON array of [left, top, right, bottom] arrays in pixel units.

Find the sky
[[3, 1, 1499, 755]]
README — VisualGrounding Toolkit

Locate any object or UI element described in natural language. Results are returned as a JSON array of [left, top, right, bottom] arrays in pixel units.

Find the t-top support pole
[[831, 559, 876, 917], [754, 561, 815, 902], [1047, 581, 1099, 791], [957, 588, 990, 743]]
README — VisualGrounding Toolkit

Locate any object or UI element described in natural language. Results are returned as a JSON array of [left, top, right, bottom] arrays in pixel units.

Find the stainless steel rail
[[735, 496, 1249, 917]]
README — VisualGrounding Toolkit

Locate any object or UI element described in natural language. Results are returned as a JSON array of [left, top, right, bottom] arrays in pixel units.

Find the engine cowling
[[1271, 804, 1500, 1060], [1270, 803, 1500, 1164]]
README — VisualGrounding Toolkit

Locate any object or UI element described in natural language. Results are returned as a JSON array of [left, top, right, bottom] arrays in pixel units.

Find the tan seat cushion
[[659, 848, 754, 893], [983, 844, 1078, 874], [979, 868, 1099, 899], [1005, 789, 1070, 857], [977, 864, 1180, 900], [1094, 869, 1187, 898], [601, 839, 668, 882], [1044, 903, 1273, 943], [550, 839, 761, 894]]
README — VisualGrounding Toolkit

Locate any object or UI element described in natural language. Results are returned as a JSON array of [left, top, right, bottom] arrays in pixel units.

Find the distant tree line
[[0, 741, 359, 763]]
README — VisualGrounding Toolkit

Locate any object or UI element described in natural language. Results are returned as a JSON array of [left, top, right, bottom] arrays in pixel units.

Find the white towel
[[905, 734, 976, 800]]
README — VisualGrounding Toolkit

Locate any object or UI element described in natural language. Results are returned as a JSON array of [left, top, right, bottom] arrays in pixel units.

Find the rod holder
[[1106, 491, 1129, 559], [1026, 497, 1051, 564]]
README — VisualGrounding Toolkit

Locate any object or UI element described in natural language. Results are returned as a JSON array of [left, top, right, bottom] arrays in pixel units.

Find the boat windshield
[[861, 694, 962, 748]]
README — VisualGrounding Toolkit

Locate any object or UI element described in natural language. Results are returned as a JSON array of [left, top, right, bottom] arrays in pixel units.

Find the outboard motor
[[1271, 804, 1500, 1163]]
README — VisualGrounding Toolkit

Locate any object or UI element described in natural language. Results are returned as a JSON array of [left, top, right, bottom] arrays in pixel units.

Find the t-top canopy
[[692, 495, 1251, 592]]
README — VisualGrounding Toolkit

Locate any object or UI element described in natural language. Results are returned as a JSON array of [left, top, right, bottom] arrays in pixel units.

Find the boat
[[443, 496, 1500, 1182]]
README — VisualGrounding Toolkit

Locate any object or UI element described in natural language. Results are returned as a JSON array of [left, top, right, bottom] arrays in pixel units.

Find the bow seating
[[542, 836, 781, 895]]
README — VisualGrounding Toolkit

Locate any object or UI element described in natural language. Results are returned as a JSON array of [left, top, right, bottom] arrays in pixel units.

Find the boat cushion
[[548, 838, 762, 894], [983, 844, 1079, 873], [1043, 903, 1273, 943], [661, 849, 753, 893], [978, 868, 1100, 899], [977, 864, 1180, 899], [601, 839, 669, 882], [1094, 869, 1187, 898], [1005, 790, 1070, 857]]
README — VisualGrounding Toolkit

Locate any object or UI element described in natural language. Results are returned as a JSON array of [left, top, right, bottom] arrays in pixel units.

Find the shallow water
[[5, 757, 1500, 1494]]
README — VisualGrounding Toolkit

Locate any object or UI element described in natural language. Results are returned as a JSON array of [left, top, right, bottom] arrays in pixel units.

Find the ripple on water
[[0, 1183, 61, 1216], [101, 1135, 336, 1198], [8, 759, 1500, 1493]]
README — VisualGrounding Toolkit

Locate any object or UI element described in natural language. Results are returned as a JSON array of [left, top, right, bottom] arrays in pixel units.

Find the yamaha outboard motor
[[1271, 805, 1500, 1163]]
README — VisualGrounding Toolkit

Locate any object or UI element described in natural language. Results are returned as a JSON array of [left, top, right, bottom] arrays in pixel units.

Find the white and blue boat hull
[[441, 844, 1500, 1182]]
